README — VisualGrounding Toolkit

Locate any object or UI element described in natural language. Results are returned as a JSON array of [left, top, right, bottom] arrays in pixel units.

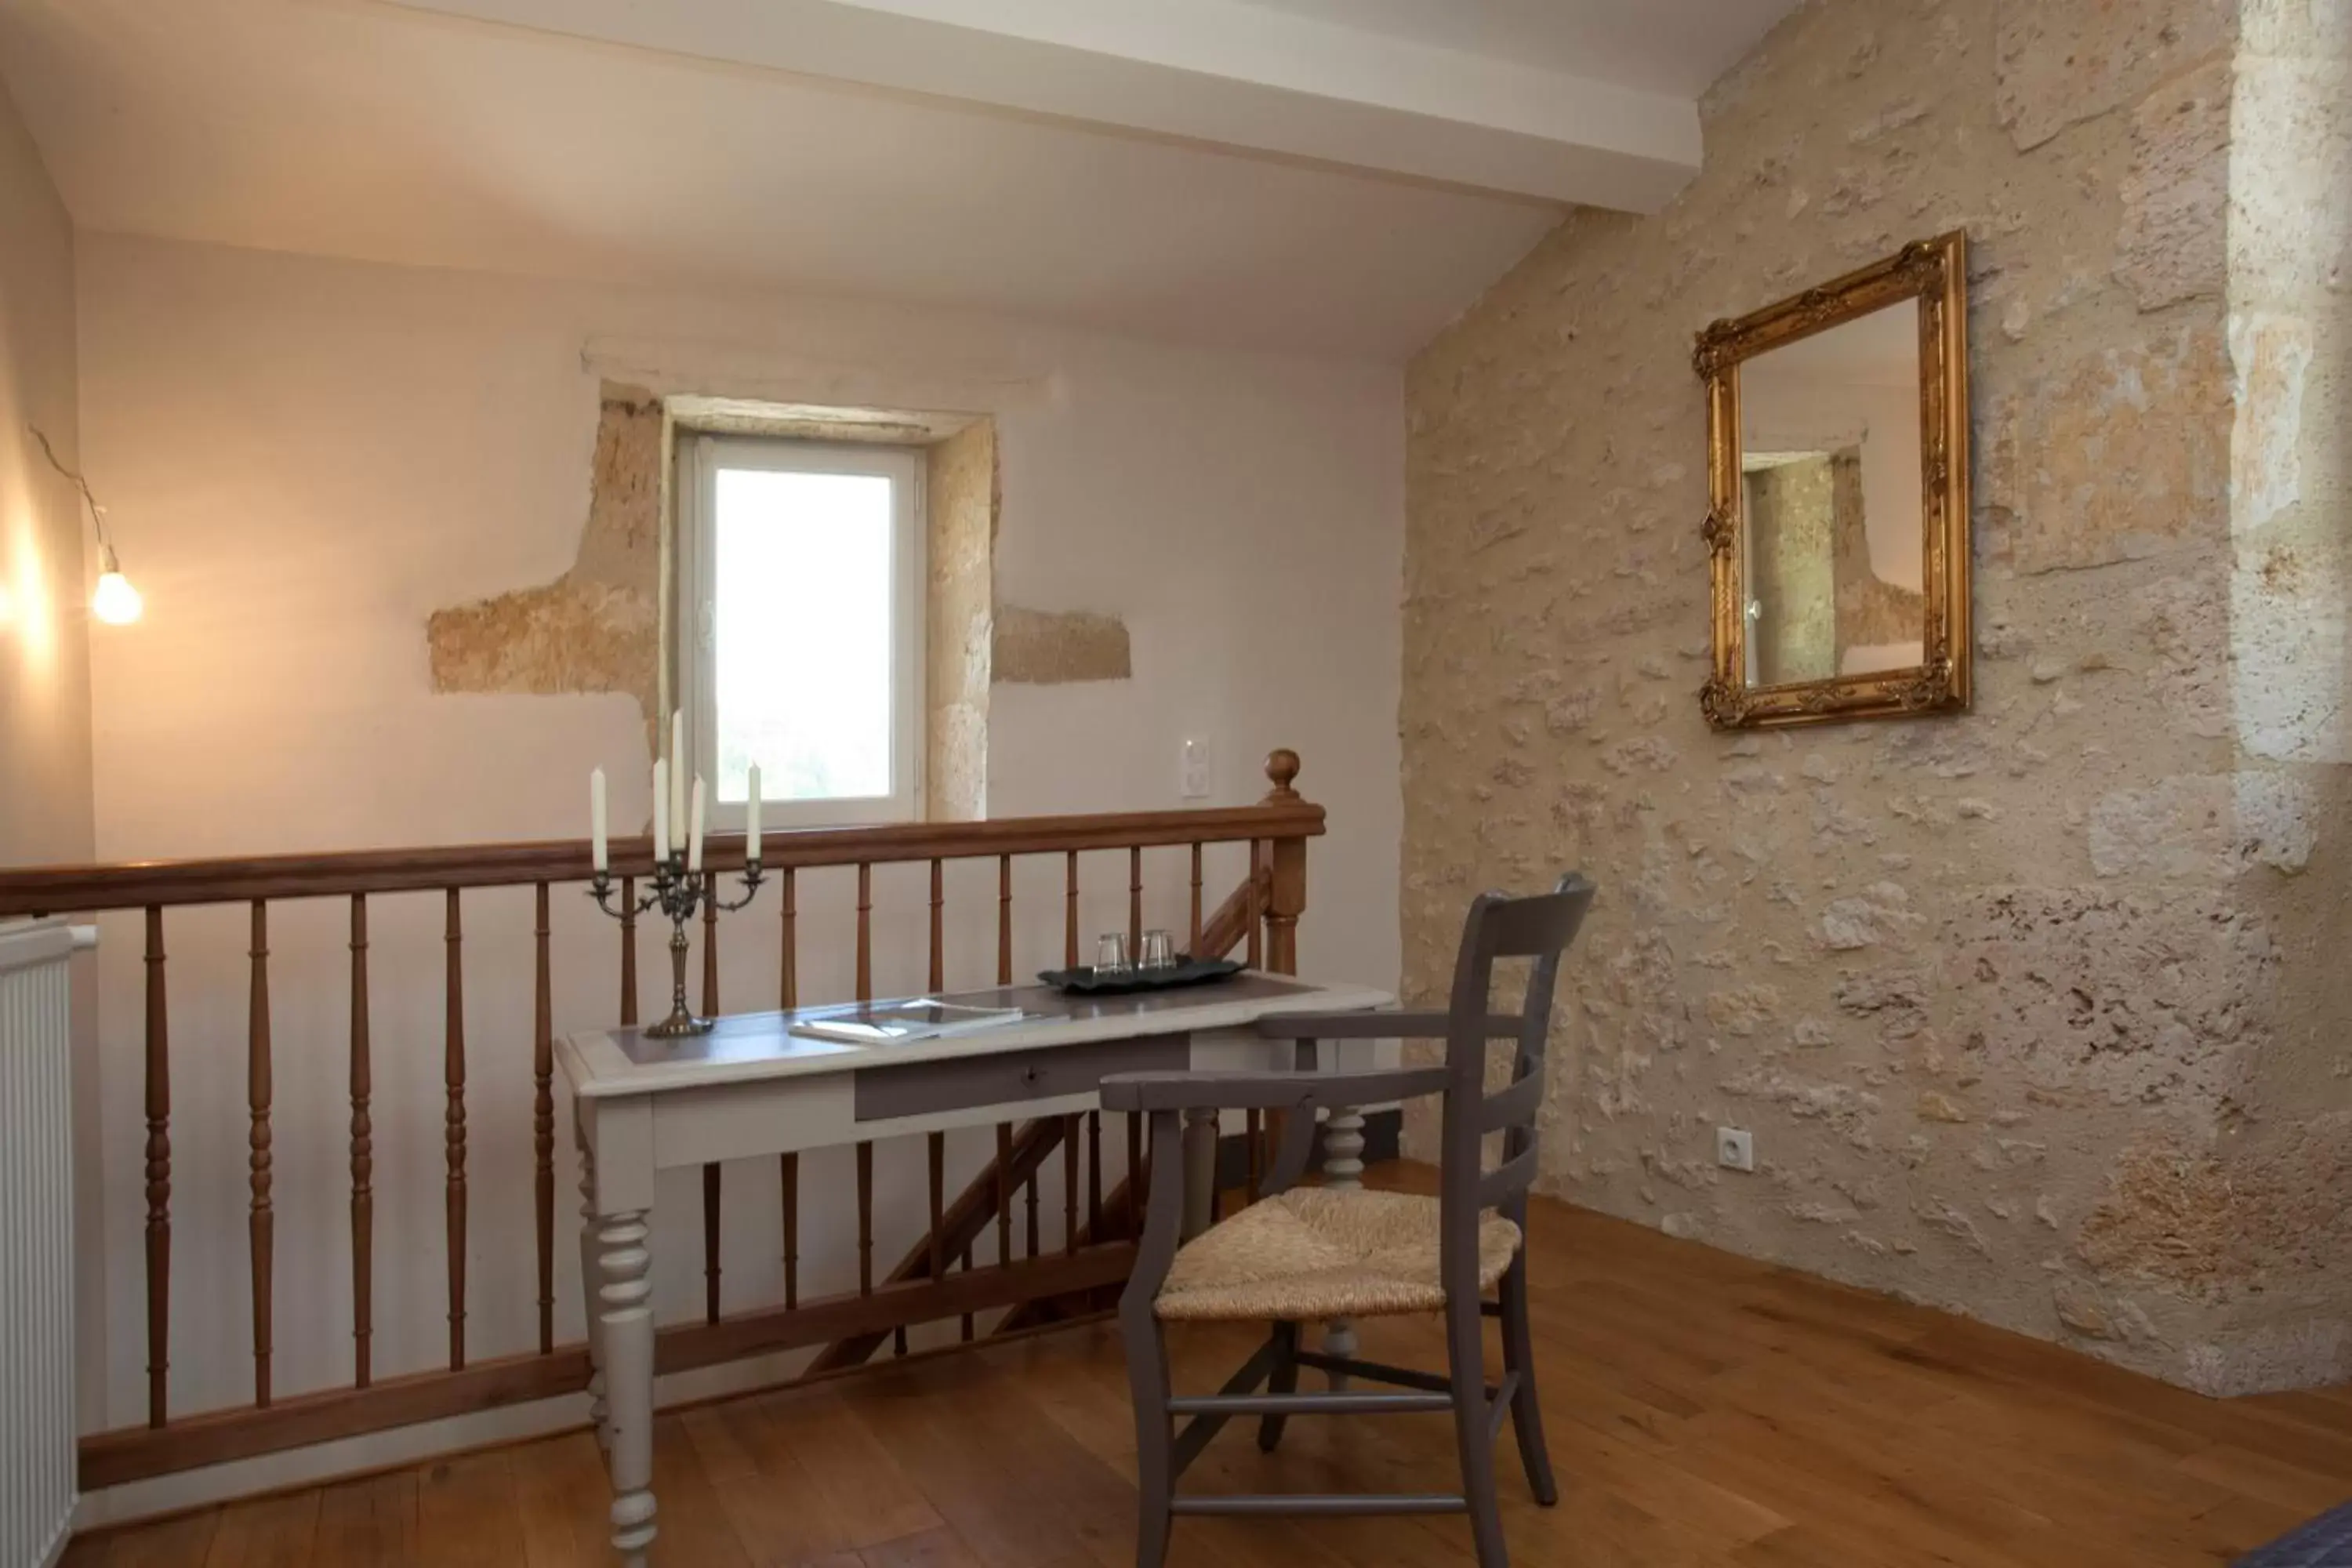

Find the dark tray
[[1037, 956, 1245, 996]]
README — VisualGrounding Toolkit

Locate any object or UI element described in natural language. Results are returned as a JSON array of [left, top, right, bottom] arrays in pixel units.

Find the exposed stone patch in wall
[[993, 606, 1131, 684], [926, 419, 995, 820], [425, 383, 660, 728], [1403, 0, 2348, 1392], [1982, 325, 2233, 574]]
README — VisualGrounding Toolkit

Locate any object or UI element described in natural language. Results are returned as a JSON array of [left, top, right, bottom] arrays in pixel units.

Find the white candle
[[652, 758, 669, 863], [745, 764, 762, 864], [687, 775, 707, 872], [669, 710, 688, 851], [590, 767, 608, 873]]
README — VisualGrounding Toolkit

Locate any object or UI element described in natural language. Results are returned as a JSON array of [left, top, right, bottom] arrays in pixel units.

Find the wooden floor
[[67, 1176, 2352, 1567]]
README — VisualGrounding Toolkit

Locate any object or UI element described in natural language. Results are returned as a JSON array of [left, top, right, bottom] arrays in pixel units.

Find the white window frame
[[675, 433, 927, 829]]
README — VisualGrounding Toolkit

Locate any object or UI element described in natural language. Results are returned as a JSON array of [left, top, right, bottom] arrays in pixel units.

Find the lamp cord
[[26, 424, 113, 553]]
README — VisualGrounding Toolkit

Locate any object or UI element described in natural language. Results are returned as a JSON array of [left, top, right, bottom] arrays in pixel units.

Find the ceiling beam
[[372, 0, 1702, 210]]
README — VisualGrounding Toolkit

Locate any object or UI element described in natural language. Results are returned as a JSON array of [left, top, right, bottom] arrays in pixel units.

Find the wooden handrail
[[0, 799, 1323, 916]]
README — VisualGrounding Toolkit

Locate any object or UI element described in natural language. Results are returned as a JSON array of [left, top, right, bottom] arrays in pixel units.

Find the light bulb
[[91, 544, 142, 626]]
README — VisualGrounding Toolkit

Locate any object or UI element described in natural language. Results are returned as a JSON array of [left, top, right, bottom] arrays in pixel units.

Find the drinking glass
[[1140, 930, 1178, 972], [1094, 932, 1132, 977]]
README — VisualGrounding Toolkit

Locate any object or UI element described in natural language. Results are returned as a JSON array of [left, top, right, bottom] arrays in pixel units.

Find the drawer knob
[[1022, 1066, 1042, 1083]]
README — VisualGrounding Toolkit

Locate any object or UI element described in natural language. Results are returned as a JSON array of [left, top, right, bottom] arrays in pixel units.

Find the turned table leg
[[1319, 1103, 1367, 1388], [576, 1131, 608, 1450], [597, 1207, 657, 1565]]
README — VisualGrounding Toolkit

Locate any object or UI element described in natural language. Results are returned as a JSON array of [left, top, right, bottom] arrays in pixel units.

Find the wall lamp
[[29, 425, 140, 626]]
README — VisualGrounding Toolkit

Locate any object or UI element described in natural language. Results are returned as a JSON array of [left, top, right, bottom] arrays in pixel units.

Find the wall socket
[[1180, 738, 1214, 799], [1715, 1126, 1755, 1173]]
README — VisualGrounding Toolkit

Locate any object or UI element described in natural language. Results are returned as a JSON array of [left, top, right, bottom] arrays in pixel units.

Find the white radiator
[[0, 920, 76, 1568]]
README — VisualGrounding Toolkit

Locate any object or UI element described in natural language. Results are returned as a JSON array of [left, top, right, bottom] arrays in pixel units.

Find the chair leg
[[1446, 1289, 1508, 1566], [1123, 1305, 1176, 1568], [1257, 1322, 1300, 1453], [1498, 1253, 1557, 1504]]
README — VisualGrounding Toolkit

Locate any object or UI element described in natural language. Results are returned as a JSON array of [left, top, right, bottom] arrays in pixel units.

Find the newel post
[[1261, 748, 1306, 977]]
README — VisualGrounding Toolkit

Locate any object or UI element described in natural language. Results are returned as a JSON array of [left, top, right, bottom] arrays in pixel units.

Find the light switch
[[1180, 738, 1214, 799]]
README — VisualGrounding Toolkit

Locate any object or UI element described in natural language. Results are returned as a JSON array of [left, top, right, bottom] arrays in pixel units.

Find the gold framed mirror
[[1692, 231, 1971, 729]]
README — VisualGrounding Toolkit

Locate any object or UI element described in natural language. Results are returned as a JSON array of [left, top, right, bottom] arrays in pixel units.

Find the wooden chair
[[1099, 873, 1596, 1568]]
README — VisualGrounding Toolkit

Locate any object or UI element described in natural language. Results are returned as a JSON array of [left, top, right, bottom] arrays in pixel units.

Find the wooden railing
[[0, 751, 1318, 1491]]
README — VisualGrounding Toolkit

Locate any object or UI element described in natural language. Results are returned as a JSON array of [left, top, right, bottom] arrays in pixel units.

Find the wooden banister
[[19, 752, 1320, 1494]]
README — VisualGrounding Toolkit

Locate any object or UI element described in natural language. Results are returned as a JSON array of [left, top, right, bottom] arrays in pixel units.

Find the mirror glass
[[1737, 299, 1926, 688]]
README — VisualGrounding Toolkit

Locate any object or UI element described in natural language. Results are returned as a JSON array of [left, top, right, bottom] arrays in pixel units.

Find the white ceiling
[[0, 0, 1798, 360], [1244, 0, 1802, 96]]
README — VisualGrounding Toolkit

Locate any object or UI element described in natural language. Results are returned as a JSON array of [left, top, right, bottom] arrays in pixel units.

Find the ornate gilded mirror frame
[[1692, 230, 1971, 729]]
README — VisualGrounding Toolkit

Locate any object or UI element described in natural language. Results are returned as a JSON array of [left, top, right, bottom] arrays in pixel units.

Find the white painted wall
[[0, 74, 89, 869], [72, 232, 1404, 1507]]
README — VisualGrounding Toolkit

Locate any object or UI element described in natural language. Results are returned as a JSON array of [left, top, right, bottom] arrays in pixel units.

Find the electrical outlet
[[1180, 738, 1214, 799], [1716, 1126, 1755, 1173]]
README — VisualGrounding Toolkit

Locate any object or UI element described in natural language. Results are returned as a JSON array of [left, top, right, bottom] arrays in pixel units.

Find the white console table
[[557, 971, 1388, 1565]]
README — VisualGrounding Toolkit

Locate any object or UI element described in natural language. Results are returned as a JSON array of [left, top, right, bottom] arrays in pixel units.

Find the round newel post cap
[[1263, 749, 1301, 802]]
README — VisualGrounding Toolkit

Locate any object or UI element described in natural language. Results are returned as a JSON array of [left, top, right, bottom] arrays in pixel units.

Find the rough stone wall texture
[[926, 419, 996, 820], [1402, 0, 2350, 1393], [424, 383, 661, 734], [993, 605, 1133, 685]]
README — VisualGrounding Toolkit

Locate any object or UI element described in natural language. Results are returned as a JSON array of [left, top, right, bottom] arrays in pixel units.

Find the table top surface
[[557, 971, 1393, 1098]]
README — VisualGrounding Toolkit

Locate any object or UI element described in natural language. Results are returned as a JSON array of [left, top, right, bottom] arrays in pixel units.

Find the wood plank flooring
[[67, 1170, 2352, 1566]]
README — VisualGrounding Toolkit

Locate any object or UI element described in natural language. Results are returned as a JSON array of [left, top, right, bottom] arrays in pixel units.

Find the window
[[677, 436, 925, 826]]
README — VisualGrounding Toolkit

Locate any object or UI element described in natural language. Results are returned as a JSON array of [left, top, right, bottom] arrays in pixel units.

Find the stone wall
[[1401, 0, 2350, 1392], [926, 419, 995, 820]]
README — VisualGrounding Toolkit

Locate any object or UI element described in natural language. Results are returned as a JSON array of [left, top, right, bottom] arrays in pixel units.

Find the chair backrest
[[1436, 873, 1595, 1273]]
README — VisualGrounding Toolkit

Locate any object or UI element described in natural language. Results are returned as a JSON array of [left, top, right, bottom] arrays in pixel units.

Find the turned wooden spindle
[[857, 1142, 876, 1295], [996, 855, 1013, 985], [247, 901, 274, 1407], [350, 896, 374, 1387], [532, 884, 554, 1356], [855, 862, 873, 1001], [703, 1164, 723, 1325], [142, 907, 170, 1427], [927, 1133, 946, 1282], [444, 888, 467, 1371], [619, 875, 639, 1026], [1127, 846, 1142, 950], [702, 895, 719, 1015], [778, 866, 799, 1010], [702, 895, 722, 1325], [996, 1123, 1014, 1265], [1087, 1112, 1102, 1236], [929, 859, 945, 992], [1023, 1156, 1040, 1260], [960, 1237, 975, 1341], [1189, 844, 1203, 953], [1063, 1113, 1080, 1258], [779, 1152, 800, 1309]]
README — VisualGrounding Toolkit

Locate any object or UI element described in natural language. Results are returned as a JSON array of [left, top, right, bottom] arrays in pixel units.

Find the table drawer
[[852, 1034, 1189, 1123]]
